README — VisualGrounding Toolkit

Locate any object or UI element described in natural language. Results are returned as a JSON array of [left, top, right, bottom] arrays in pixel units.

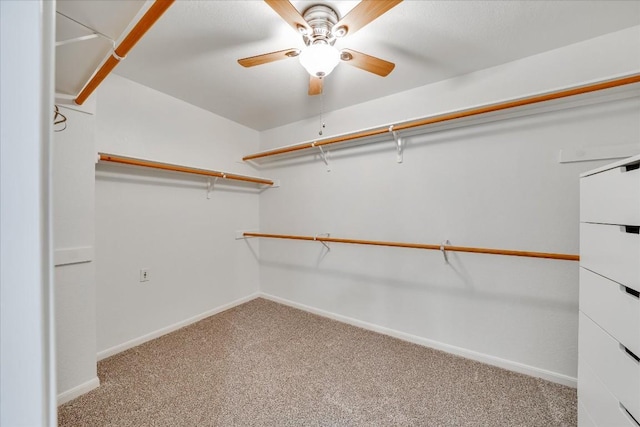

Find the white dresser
[[579, 154, 640, 427]]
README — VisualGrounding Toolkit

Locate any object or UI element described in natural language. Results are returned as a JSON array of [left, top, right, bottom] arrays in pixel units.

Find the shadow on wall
[[242, 238, 260, 263], [96, 163, 268, 194], [257, 254, 577, 313]]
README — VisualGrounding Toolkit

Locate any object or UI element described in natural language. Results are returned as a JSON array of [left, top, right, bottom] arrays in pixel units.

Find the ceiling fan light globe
[[299, 43, 340, 78]]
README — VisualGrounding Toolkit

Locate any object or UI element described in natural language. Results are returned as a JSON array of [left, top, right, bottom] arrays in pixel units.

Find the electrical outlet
[[140, 269, 150, 282]]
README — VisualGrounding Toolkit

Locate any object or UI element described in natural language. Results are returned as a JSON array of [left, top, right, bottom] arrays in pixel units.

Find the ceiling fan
[[238, 0, 402, 95]]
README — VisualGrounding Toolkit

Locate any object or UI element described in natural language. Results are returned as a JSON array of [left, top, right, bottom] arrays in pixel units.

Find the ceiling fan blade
[[264, 0, 312, 35], [340, 48, 395, 77], [238, 48, 300, 67], [333, 0, 402, 37], [309, 76, 323, 96]]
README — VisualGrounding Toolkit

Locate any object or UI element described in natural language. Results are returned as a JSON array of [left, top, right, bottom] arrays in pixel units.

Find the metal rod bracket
[[390, 125, 404, 163], [56, 34, 101, 47], [112, 49, 127, 61], [235, 230, 258, 240], [440, 239, 451, 263], [314, 233, 331, 251], [56, 11, 116, 45], [312, 142, 331, 172]]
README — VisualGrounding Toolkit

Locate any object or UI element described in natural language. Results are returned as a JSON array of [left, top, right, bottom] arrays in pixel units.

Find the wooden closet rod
[[243, 73, 640, 161], [243, 232, 580, 261], [99, 153, 274, 186], [75, 0, 175, 105]]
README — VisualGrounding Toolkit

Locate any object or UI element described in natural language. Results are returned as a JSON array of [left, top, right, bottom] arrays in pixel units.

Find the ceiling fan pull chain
[[319, 90, 326, 136]]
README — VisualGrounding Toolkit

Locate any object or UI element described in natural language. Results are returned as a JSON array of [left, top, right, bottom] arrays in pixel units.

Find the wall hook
[[440, 239, 451, 263]]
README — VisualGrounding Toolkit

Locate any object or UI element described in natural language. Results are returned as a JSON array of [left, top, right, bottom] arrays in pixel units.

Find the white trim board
[[259, 292, 577, 388], [57, 377, 100, 406], [97, 292, 260, 361]]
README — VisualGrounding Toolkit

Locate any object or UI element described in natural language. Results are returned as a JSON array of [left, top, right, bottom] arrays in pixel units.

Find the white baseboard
[[57, 377, 100, 406], [93, 291, 576, 390], [259, 292, 577, 388], [97, 292, 260, 361]]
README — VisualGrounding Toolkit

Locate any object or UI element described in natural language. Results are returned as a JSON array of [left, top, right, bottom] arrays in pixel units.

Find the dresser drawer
[[580, 222, 640, 292], [579, 357, 638, 427], [579, 313, 640, 420], [580, 268, 640, 355], [581, 160, 640, 226]]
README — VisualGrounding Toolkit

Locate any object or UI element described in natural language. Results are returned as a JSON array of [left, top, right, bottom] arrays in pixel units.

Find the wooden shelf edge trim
[[243, 73, 640, 161], [98, 153, 274, 186], [243, 232, 580, 261], [75, 0, 175, 105]]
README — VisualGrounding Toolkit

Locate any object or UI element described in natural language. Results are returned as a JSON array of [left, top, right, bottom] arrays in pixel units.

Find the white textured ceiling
[[56, 1, 640, 130]]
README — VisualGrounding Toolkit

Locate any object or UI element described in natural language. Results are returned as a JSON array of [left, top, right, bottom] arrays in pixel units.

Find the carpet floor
[[58, 298, 576, 426]]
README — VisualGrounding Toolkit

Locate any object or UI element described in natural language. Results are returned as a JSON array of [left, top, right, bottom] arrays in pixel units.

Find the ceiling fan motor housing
[[302, 4, 339, 46], [238, 0, 400, 93]]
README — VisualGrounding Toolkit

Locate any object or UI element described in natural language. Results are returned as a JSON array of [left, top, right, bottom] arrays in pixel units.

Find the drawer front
[[580, 222, 640, 292], [579, 313, 640, 419], [580, 268, 640, 355], [581, 162, 640, 226], [579, 357, 637, 427]]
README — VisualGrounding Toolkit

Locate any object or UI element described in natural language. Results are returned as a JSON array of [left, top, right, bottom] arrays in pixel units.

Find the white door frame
[[1, 1, 57, 425]]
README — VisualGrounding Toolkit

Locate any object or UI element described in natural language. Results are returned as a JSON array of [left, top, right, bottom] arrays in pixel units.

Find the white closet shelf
[[98, 153, 275, 186], [242, 73, 640, 163]]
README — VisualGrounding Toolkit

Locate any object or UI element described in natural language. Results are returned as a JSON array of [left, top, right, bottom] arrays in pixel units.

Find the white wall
[[256, 26, 640, 385], [0, 0, 56, 425], [94, 75, 262, 357], [261, 26, 640, 148], [53, 101, 99, 404]]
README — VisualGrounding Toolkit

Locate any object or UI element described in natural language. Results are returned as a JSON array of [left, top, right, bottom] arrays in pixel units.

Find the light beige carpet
[[59, 298, 576, 426]]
